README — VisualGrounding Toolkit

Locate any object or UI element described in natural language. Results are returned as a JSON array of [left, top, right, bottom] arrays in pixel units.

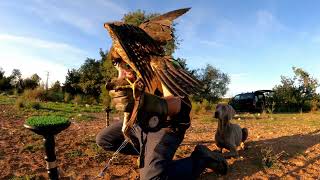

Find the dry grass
[[1, 101, 320, 179]]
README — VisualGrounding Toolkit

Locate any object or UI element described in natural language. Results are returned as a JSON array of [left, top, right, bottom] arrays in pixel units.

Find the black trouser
[[96, 121, 205, 180]]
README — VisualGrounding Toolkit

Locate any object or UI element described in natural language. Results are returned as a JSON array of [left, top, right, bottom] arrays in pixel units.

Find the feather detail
[[165, 59, 203, 93], [148, 8, 191, 22], [154, 70, 184, 97], [104, 23, 163, 91], [104, 8, 202, 98], [158, 68, 189, 97], [139, 8, 191, 44], [149, 56, 203, 96]]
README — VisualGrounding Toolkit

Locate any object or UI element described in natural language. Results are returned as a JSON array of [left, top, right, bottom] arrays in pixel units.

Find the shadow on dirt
[[181, 140, 215, 146], [200, 129, 320, 179]]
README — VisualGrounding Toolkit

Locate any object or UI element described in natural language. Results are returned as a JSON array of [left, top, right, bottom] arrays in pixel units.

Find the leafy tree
[[51, 81, 62, 92], [0, 68, 13, 92], [100, 48, 117, 106], [122, 9, 158, 26], [11, 69, 21, 79], [100, 49, 117, 82], [273, 67, 319, 112], [63, 69, 82, 96], [293, 67, 318, 110], [175, 57, 197, 76], [23, 78, 38, 90], [273, 76, 296, 112], [10, 69, 22, 84], [10, 69, 23, 93], [21, 73, 41, 90], [193, 64, 230, 103], [30, 74, 41, 84], [78, 58, 104, 100], [0, 68, 4, 79]]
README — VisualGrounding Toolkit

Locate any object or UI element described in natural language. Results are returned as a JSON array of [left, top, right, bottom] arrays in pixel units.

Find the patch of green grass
[[73, 113, 95, 121], [43, 102, 102, 113], [19, 101, 103, 121], [28, 101, 41, 110], [21, 143, 43, 153], [201, 115, 216, 123], [0, 94, 16, 105], [26, 116, 69, 127], [66, 149, 83, 158], [8, 174, 45, 180], [2, 94, 103, 121]]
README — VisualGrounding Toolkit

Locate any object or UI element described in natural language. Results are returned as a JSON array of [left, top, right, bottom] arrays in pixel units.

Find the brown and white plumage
[[139, 8, 191, 44], [104, 8, 202, 98]]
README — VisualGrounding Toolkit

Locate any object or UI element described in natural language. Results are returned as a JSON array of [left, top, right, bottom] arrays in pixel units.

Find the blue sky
[[1, 0, 320, 97]]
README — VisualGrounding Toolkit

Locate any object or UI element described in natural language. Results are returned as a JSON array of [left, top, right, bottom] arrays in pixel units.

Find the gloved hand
[[106, 78, 135, 134], [122, 112, 130, 133], [109, 89, 134, 112]]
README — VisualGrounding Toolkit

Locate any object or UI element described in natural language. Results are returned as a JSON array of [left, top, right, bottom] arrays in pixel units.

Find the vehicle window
[[240, 93, 254, 100], [234, 95, 240, 100], [258, 95, 264, 100]]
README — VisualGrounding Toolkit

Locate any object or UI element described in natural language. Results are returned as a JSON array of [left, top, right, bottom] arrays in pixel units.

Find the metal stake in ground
[[43, 135, 59, 179], [105, 107, 111, 127]]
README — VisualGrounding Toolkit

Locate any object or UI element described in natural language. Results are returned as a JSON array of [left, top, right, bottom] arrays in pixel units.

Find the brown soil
[[1, 104, 320, 179]]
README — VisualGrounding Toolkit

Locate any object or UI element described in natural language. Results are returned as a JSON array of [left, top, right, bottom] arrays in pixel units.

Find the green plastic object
[[24, 116, 71, 136]]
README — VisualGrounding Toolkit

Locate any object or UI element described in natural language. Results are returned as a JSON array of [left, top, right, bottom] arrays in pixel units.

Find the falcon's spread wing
[[104, 8, 202, 97], [150, 56, 203, 97], [139, 8, 190, 44]]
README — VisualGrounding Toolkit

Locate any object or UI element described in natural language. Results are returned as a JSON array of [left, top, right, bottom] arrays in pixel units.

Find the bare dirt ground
[[1, 104, 320, 179]]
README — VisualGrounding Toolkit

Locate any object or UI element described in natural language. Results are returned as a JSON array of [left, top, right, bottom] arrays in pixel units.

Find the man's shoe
[[192, 145, 228, 175]]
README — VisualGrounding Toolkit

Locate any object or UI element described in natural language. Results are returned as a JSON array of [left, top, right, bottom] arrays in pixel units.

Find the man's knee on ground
[[96, 132, 115, 151], [140, 163, 167, 180]]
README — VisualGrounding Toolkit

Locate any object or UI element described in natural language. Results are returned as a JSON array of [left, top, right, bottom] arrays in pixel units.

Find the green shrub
[[22, 88, 46, 101], [201, 99, 214, 111], [192, 101, 201, 114], [73, 95, 83, 105], [100, 86, 111, 107], [82, 96, 97, 105], [311, 99, 318, 111], [29, 101, 41, 110], [302, 101, 312, 112], [64, 92, 72, 103], [46, 91, 64, 102]]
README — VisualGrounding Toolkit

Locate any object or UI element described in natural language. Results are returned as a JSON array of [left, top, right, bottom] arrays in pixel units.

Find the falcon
[[104, 8, 202, 99]]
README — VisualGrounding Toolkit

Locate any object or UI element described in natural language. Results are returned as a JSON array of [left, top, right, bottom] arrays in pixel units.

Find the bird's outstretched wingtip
[[148, 7, 191, 22], [181, 7, 191, 12]]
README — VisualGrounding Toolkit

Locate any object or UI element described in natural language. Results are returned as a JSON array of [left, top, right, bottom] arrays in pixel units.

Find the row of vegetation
[[0, 10, 319, 113], [270, 67, 319, 112], [0, 10, 230, 111]]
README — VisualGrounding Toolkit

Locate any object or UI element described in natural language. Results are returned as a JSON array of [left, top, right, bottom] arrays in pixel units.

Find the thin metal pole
[[96, 139, 130, 178]]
